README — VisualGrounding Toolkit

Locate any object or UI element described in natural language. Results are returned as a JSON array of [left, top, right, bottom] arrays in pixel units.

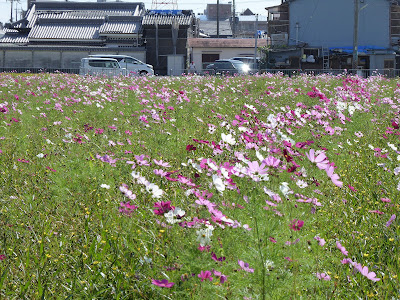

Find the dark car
[[205, 59, 250, 75]]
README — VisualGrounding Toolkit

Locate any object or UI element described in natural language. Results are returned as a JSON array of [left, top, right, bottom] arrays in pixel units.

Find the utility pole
[[254, 14, 259, 71], [352, 0, 359, 72], [217, 0, 220, 38], [232, 0, 236, 37]]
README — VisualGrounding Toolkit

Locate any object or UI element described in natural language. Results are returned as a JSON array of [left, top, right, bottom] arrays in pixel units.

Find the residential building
[[0, 1, 146, 70], [265, 0, 399, 70], [187, 38, 268, 71]]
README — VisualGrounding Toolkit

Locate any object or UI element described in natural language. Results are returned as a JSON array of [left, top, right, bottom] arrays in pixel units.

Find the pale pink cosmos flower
[[306, 149, 329, 170], [153, 159, 171, 168], [263, 156, 281, 168], [354, 264, 381, 282], [316, 272, 331, 281], [386, 214, 396, 227], [325, 165, 343, 187], [238, 260, 254, 273], [314, 236, 326, 246], [336, 241, 348, 256]]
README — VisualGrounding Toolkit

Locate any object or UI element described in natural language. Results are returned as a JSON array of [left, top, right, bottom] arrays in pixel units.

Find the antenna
[[151, 0, 178, 10]]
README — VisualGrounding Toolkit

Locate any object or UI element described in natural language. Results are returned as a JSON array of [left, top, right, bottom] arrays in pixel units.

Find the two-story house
[[266, 0, 399, 71]]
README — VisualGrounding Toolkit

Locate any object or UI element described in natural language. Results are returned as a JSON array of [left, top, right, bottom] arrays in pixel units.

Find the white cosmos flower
[[100, 184, 110, 189], [221, 133, 236, 145], [36, 153, 44, 158], [296, 180, 308, 189], [388, 143, 398, 151], [196, 225, 214, 246], [212, 174, 225, 193], [267, 114, 278, 128], [279, 182, 291, 197], [348, 105, 356, 115], [256, 150, 265, 161], [394, 167, 400, 175]]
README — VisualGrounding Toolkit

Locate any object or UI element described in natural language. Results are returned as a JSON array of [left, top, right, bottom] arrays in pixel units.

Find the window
[[202, 54, 220, 70], [384, 59, 395, 69]]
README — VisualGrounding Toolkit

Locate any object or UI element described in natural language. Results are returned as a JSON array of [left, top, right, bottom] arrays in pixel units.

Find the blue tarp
[[329, 46, 387, 54], [149, 10, 183, 15]]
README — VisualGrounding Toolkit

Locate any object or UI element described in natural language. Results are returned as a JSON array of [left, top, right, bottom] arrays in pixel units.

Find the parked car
[[205, 59, 250, 75], [79, 57, 127, 77], [231, 57, 260, 72], [89, 54, 154, 76]]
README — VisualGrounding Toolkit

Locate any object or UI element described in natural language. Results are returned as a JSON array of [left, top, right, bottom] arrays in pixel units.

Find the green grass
[[0, 72, 398, 299]]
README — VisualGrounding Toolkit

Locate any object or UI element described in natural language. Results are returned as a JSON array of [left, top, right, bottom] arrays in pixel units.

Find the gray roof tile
[[28, 24, 100, 40]]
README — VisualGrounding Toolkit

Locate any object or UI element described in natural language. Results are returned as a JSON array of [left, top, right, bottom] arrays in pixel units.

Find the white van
[[89, 55, 154, 76], [80, 57, 127, 77]]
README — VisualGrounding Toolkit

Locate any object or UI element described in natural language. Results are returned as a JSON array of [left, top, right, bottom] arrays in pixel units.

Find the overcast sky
[[0, 0, 281, 24]]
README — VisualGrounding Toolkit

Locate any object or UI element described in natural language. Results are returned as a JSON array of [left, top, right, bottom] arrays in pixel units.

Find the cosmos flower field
[[0, 72, 399, 299]]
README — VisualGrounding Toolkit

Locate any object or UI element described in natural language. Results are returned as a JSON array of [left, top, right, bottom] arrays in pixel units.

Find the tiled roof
[[0, 35, 29, 43], [99, 22, 140, 34], [142, 14, 193, 26], [187, 38, 268, 48], [0, 2, 145, 44], [28, 24, 101, 40]]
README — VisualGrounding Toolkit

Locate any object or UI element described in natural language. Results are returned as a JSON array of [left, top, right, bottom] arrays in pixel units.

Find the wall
[[0, 47, 147, 70], [369, 53, 396, 69], [289, 0, 390, 48]]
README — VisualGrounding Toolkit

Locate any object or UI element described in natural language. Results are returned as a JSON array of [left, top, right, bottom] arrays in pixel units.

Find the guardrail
[[0, 67, 399, 78]]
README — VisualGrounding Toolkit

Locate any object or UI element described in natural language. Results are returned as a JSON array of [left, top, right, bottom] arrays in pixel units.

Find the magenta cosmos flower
[[198, 270, 213, 281], [289, 219, 304, 231], [151, 279, 175, 288]]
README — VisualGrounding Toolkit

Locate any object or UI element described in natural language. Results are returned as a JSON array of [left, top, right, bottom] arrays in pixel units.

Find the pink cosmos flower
[[381, 197, 391, 203], [314, 236, 326, 246], [263, 156, 281, 168], [212, 270, 227, 283], [153, 201, 174, 215], [119, 202, 137, 216], [211, 252, 226, 262], [154, 169, 168, 177], [316, 272, 331, 281], [153, 159, 171, 168], [368, 210, 384, 215], [289, 219, 304, 231], [151, 279, 175, 288], [238, 260, 254, 273], [354, 264, 381, 282], [348, 184, 357, 192], [246, 161, 268, 175], [325, 165, 343, 187], [386, 214, 396, 227], [336, 241, 348, 256], [198, 270, 213, 281], [306, 149, 328, 170]]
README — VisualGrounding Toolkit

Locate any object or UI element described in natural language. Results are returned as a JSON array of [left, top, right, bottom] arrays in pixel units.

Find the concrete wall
[[0, 48, 147, 69], [370, 54, 396, 69], [289, 0, 390, 48]]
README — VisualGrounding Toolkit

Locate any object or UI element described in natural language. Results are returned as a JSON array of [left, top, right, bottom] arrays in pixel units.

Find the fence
[[0, 67, 400, 78]]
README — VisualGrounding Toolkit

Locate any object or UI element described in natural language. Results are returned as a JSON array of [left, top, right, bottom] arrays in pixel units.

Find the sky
[[0, 0, 281, 24]]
